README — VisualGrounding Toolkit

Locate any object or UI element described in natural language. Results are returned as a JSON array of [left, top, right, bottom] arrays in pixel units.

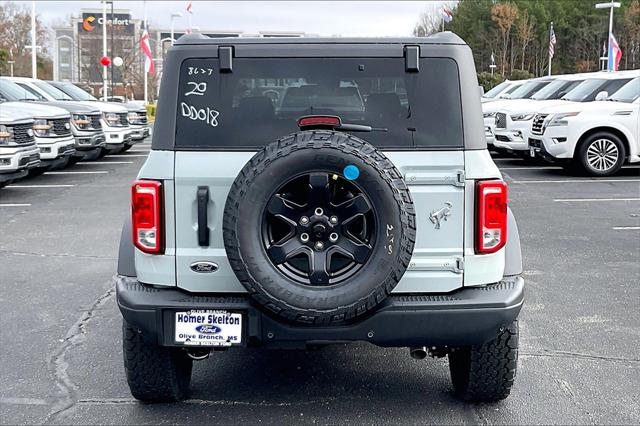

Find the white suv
[[529, 77, 639, 176], [482, 77, 555, 146], [493, 72, 634, 154]]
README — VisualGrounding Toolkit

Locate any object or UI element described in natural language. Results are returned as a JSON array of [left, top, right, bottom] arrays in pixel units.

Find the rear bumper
[[115, 275, 524, 348]]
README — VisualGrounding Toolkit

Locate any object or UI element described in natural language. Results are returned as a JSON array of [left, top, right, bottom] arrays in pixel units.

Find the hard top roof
[[175, 32, 467, 46]]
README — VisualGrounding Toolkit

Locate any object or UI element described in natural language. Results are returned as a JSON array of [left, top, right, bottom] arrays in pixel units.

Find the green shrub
[[477, 72, 505, 92], [146, 103, 157, 122], [508, 69, 534, 81]]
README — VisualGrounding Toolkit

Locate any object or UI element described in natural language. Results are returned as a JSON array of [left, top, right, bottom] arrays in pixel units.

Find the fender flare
[[117, 216, 136, 277], [504, 206, 523, 276]]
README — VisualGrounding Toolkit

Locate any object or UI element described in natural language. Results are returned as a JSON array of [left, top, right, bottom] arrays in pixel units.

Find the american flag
[[549, 26, 557, 59]]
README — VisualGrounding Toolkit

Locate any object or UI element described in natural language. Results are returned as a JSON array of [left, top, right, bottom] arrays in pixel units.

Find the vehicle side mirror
[[478, 85, 485, 97], [595, 91, 608, 101]]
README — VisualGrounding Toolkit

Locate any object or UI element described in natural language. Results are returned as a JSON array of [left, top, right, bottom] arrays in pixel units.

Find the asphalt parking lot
[[1, 142, 639, 425]]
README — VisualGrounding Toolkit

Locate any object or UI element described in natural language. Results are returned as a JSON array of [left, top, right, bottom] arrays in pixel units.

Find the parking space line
[[511, 179, 640, 184], [107, 154, 148, 158], [77, 161, 133, 165], [493, 158, 523, 161], [500, 166, 562, 170], [554, 198, 640, 202], [7, 184, 75, 188], [613, 226, 640, 230], [0, 203, 31, 207], [45, 171, 109, 175]]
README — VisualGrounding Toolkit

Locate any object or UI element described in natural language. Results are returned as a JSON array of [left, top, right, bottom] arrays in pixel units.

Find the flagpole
[[143, 0, 148, 105], [548, 22, 553, 76]]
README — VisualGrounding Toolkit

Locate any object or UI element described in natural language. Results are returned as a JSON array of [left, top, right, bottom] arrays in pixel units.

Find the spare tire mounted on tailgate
[[223, 130, 416, 325]]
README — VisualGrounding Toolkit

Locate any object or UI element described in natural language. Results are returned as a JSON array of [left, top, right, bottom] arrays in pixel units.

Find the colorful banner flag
[[140, 29, 155, 74], [608, 33, 622, 71], [441, 6, 453, 23]]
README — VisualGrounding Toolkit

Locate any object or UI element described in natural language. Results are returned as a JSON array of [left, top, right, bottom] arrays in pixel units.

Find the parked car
[[481, 79, 526, 103], [529, 76, 640, 176], [0, 79, 75, 170], [492, 72, 634, 154], [483, 76, 556, 145], [115, 33, 524, 403], [125, 104, 150, 147], [7, 77, 106, 162], [0, 104, 41, 188], [46, 81, 133, 154]]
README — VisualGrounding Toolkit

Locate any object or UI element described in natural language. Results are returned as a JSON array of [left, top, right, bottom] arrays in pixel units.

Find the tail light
[[132, 180, 163, 254], [475, 180, 507, 254], [297, 115, 341, 129]]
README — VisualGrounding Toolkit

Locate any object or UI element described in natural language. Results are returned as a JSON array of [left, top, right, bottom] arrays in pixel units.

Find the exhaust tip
[[409, 347, 428, 360], [186, 349, 211, 361]]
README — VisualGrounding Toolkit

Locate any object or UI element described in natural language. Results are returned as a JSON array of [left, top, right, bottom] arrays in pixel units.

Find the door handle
[[197, 186, 210, 247]]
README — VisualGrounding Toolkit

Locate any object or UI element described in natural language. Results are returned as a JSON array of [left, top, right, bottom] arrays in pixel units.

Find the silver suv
[[115, 33, 524, 403]]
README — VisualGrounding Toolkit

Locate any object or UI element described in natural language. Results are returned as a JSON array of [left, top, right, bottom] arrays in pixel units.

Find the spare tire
[[223, 131, 415, 325]]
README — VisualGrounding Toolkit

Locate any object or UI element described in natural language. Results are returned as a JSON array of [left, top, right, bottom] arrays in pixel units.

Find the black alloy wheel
[[262, 172, 375, 286]]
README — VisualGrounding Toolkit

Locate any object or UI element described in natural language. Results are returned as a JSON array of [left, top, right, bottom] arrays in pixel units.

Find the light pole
[[31, 1, 37, 78], [102, 0, 108, 101], [170, 12, 182, 45], [595, 0, 621, 71]]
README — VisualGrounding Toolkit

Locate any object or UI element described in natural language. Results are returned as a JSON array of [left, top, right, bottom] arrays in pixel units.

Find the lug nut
[[300, 216, 309, 225], [330, 216, 338, 224], [314, 207, 324, 216], [314, 241, 324, 251], [329, 233, 339, 243], [300, 233, 309, 243]]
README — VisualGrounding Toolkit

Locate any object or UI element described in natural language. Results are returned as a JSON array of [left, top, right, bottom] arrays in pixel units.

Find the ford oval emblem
[[196, 324, 221, 334], [190, 261, 219, 273]]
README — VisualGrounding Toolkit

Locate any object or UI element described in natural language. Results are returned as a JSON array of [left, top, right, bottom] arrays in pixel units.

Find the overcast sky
[[12, 1, 444, 36]]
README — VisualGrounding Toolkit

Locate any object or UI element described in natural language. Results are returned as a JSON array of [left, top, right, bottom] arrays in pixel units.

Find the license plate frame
[[174, 309, 243, 347]]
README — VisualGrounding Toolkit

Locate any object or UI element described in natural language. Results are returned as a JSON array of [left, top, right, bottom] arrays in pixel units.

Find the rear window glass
[[175, 57, 463, 150]]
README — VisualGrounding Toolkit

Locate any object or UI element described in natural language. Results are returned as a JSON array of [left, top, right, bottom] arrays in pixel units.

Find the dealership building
[[52, 8, 308, 99]]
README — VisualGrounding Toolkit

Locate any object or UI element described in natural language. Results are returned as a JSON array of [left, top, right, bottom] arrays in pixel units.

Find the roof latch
[[404, 45, 420, 72], [219, 46, 233, 72]]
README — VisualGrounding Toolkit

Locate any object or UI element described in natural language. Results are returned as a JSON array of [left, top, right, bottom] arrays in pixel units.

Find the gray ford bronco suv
[[115, 32, 524, 403]]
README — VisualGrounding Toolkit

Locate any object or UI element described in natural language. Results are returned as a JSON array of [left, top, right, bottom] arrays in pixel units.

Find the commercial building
[[52, 8, 309, 100]]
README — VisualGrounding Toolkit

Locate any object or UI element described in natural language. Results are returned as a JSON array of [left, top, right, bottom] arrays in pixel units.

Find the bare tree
[[0, 1, 52, 77], [516, 9, 534, 71], [413, 3, 442, 37], [491, 2, 519, 75]]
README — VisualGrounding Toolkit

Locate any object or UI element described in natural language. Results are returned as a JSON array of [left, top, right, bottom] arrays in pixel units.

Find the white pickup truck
[[0, 104, 41, 187]]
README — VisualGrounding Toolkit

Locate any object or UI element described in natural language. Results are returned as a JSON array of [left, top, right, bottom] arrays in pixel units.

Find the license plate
[[174, 310, 242, 346]]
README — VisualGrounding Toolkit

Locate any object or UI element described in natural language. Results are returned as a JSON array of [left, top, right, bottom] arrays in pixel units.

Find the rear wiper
[[338, 123, 388, 132]]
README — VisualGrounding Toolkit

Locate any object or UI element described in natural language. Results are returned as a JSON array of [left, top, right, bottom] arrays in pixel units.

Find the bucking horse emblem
[[429, 202, 453, 229]]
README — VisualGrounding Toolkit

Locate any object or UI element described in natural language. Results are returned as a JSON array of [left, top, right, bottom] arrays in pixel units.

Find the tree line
[[414, 0, 640, 89]]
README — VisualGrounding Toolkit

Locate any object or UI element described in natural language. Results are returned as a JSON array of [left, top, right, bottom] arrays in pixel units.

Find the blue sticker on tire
[[343, 164, 360, 181]]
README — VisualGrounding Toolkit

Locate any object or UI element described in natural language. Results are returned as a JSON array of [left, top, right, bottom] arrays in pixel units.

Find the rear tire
[[577, 132, 626, 177], [448, 321, 518, 402], [122, 320, 193, 402]]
